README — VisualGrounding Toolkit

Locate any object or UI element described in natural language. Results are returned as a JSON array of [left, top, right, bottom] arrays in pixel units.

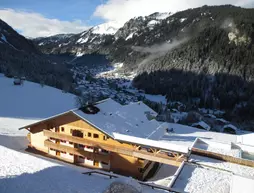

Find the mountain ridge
[[32, 5, 254, 119]]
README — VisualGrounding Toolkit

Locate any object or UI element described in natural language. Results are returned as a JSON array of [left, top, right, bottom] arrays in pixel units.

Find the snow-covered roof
[[193, 138, 242, 158], [20, 98, 188, 154], [72, 99, 188, 153], [158, 123, 238, 148], [190, 154, 254, 179], [191, 121, 211, 131], [170, 160, 254, 193], [223, 124, 238, 131], [216, 118, 228, 124], [72, 99, 159, 139], [171, 162, 231, 193], [231, 175, 254, 193]]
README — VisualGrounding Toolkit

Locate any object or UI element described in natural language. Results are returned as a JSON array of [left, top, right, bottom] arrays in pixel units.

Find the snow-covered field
[[0, 74, 76, 136], [0, 75, 165, 193], [0, 145, 140, 193]]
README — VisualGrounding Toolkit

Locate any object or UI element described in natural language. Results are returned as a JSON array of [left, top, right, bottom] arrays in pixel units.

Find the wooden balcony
[[43, 130, 185, 166], [44, 140, 109, 163]]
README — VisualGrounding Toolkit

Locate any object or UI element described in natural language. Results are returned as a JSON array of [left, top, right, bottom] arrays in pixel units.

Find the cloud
[[94, 0, 254, 24], [132, 39, 188, 54], [0, 9, 89, 38]]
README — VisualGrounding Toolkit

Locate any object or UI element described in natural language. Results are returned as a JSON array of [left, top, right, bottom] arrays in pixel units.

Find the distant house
[[216, 118, 228, 125], [13, 78, 22, 85], [204, 114, 217, 119], [222, 124, 238, 134], [191, 121, 211, 131]]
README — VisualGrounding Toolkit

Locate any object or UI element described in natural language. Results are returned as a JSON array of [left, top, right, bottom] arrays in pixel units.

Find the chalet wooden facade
[[21, 99, 186, 180]]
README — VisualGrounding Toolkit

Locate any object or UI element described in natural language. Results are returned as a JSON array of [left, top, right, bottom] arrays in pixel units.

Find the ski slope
[[0, 74, 76, 136]]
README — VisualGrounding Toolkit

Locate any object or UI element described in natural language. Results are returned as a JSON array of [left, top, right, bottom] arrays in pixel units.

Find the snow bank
[[0, 145, 164, 193], [0, 146, 110, 193], [0, 75, 76, 135]]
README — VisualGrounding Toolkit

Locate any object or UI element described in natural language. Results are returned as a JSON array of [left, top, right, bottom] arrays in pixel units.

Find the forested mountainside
[[0, 19, 73, 91], [33, 5, 254, 119], [35, 5, 254, 78]]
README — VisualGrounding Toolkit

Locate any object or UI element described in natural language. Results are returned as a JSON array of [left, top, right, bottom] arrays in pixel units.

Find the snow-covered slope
[[0, 145, 163, 193], [91, 21, 121, 35], [0, 74, 76, 136]]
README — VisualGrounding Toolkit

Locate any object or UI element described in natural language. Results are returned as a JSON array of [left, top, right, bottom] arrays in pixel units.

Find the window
[[69, 153, 73, 156], [103, 136, 107, 140], [79, 144, 84, 148], [101, 149, 109, 154], [61, 127, 64, 132], [69, 142, 73, 145], [93, 134, 99, 138], [88, 132, 91, 137]]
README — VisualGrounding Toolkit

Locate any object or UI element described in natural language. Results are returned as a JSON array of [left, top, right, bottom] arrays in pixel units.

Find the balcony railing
[[43, 130, 185, 166], [44, 140, 109, 163]]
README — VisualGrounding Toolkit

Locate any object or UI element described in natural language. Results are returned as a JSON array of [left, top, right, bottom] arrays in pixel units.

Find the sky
[[0, 0, 253, 38]]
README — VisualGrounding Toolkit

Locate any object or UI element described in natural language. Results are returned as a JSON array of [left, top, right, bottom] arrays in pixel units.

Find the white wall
[[59, 141, 74, 148], [49, 138, 56, 143], [99, 161, 110, 170], [30, 131, 48, 152], [49, 149, 56, 156], [85, 158, 94, 166], [84, 146, 94, 152], [60, 152, 74, 161], [237, 134, 254, 147]]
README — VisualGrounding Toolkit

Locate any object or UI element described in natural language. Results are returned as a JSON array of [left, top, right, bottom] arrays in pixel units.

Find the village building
[[191, 121, 211, 131], [19, 99, 187, 180], [19, 99, 254, 191], [222, 124, 238, 134]]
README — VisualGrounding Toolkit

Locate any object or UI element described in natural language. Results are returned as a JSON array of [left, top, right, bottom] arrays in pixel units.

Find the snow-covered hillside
[[0, 145, 162, 193], [91, 21, 121, 35], [0, 74, 164, 193], [0, 74, 76, 136]]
